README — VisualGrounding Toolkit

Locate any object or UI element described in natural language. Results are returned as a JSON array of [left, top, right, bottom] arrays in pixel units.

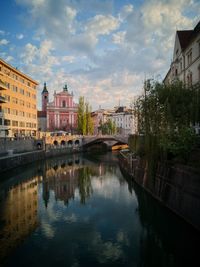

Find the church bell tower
[[42, 82, 49, 112]]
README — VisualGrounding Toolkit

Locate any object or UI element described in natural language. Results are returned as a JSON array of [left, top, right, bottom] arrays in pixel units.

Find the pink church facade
[[46, 84, 78, 133]]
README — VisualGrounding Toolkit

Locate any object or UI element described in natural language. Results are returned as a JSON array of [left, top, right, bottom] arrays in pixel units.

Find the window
[[20, 100, 25, 106], [19, 111, 25, 117], [4, 95, 10, 102], [12, 97, 18, 104], [12, 85, 18, 92], [180, 59, 182, 71], [20, 88, 24, 95], [19, 121, 25, 127], [12, 109, 18, 115], [4, 119, 10, 126], [187, 50, 192, 66], [4, 107, 10, 114], [12, 120, 18, 126], [62, 100, 66, 107], [187, 71, 192, 86], [198, 65, 200, 81], [190, 72, 192, 85]]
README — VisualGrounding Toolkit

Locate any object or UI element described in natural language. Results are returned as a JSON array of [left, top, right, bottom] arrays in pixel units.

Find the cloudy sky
[[0, 0, 199, 110]]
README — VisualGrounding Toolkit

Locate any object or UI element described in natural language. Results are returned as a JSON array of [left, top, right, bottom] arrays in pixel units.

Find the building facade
[[0, 77, 9, 137], [47, 84, 78, 133], [109, 106, 137, 135], [164, 21, 200, 133], [92, 106, 137, 135], [91, 108, 112, 135], [0, 58, 38, 137], [164, 21, 200, 86]]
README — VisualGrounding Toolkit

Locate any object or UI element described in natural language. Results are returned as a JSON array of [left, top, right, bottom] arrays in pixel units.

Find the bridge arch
[[61, 140, 66, 146], [74, 139, 80, 146], [53, 140, 58, 146], [68, 140, 73, 147]]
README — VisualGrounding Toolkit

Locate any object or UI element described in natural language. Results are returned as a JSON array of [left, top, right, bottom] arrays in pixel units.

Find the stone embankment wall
[[0, 138, 40, 156], [0, 146, 81, 173], [0, 150, 45, 173], [119, 152, 200, 231]]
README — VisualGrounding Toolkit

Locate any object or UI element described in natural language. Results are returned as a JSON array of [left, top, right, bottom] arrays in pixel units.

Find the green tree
[[133, 80, 199, 162], [85, 102, 94, 135], [98, 119, 116, 135], [78, 96, 94, 135], [78, 96, 85, 134]]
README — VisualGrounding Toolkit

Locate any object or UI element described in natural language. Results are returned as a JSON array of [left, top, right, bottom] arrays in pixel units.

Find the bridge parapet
[[45, 135, 83, 146], [82, 135, 128, 146]]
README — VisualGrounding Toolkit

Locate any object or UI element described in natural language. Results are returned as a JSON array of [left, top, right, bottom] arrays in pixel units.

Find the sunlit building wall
[[0, 58, 38, 137]]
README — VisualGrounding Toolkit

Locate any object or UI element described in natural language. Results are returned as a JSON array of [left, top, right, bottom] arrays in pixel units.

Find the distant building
[[164, 20, 200, 86], [47, 84, 78, 133], [92, 106, 137, 135], [91, 108, 112, 135], [37, 110, 47, 132], [0, 58, 38, 137], [109, 106, 137, 135]]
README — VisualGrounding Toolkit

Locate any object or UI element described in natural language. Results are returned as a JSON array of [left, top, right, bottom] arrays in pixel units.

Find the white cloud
[[20, 43, 37, 64], [5, 56, 13, 62], [0, 39, 9, 45], [10, 0, 199, 110], [112, 31, 126, 44], [0, 30, 5, 35], [119, 4, 134, 20], [62, 55, 75, 63], [16, 33, 24, 39], [85, 15, 120, 36]]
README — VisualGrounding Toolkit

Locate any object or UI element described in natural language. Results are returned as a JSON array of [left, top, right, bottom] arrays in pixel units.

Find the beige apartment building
[[0, 58, 38, 137]]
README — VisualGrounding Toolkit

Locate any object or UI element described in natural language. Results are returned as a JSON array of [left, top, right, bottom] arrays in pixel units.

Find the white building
[[109, 106, 137, 135], [164, 21, 200, 134], [91, 108, 114, 135], [164, 21, 200, 86]]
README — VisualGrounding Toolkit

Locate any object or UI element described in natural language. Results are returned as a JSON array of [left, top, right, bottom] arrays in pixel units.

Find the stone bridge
[[44, 135, 83, 148], [36, 134, 128, 150], [82, 135, 128, 149]]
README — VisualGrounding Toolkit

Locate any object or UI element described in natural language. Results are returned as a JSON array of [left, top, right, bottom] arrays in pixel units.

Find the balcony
[[0, 79, 7, 90], [0, 96, 6, 103]]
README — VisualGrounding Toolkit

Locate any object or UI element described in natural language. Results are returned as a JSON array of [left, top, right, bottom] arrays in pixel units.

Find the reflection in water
[[0, 176, 40, 262], [0, 152, 199, 267]]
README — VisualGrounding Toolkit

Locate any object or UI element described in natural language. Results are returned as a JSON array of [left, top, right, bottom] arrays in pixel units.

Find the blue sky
[[0, 0, 199, 109]]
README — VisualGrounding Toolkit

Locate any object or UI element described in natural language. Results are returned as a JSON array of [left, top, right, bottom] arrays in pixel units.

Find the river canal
[[0, 152, 199, 267]]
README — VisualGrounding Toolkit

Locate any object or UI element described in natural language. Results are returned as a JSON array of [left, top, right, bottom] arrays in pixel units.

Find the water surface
[[0, 152, 199, 267]]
